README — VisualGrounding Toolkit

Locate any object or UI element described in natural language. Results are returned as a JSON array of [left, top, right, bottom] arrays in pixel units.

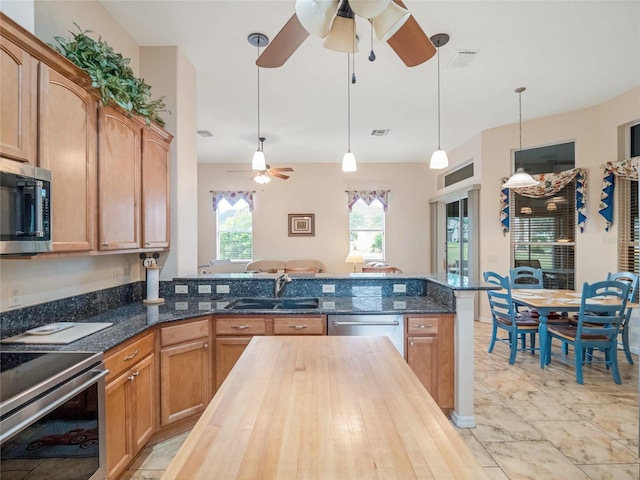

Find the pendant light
[[502, 87, 538, 188], [341, 24, 357, 172], [429, 33, 449, 169], [249, 33, 268, 171]]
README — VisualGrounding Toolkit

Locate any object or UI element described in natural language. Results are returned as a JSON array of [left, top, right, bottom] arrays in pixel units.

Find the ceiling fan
[[227, 165, 294, 184], [257, 0, 436, 68]]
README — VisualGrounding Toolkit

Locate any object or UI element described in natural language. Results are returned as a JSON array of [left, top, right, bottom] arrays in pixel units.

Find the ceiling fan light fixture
[[349, 0, 390, 19], [253, 174, 271, 185], [371, 1, 410, 41], [430, 149, 449, 169], [295, 0, 338, 38], [323, 16, 358, 52], [252, 149, 266, 171], [342, 151, 357, 172]]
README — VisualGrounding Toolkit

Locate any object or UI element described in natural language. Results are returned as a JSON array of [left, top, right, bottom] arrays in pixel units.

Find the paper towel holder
[[141, 253, 165, 305]]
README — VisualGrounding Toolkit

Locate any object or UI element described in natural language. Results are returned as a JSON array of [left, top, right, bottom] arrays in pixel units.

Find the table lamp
[[345, 250, 364, 272]]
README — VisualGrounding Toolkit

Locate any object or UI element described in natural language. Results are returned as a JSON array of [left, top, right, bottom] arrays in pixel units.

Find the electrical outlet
[[322, 284, 335, 293], [393, 283, 406, 293], [216, 285, 230, 294], [198, 284, 212, 294], [175, 285, 188, 294], [7, 284, 23, 308]]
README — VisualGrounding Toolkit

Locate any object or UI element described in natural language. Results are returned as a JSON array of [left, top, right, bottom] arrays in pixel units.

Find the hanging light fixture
[[249, 33, 268, 171], [341, 23, 357, 172], [429, 33, 449, 169], [502, 87, 538, 188]]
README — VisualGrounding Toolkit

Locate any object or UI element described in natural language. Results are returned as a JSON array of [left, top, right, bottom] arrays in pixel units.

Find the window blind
[[510, 182, 576, 289], [618, 178, 639, 277]]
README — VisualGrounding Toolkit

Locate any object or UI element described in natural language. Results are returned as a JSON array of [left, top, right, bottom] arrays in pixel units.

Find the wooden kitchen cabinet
[[214, 317, 267, 390], [141, 126, 171, 249], [98, 105, 141, 251], [159, 317, 213, 426], [405, 314, 454, 414], [38, 64, 97, 252], [273, 315, 325, 335], [104, 332, 156, 480], [0, 35, 37, 163]]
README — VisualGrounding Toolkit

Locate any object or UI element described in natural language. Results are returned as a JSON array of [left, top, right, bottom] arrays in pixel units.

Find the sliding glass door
[[446, 198, 469, 276]]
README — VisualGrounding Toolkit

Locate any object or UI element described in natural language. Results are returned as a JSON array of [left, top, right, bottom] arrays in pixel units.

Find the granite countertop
[[0, 295, 452, 354]]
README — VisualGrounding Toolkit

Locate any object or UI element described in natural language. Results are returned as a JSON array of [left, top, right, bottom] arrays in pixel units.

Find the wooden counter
[[162, 336, 488, 479]]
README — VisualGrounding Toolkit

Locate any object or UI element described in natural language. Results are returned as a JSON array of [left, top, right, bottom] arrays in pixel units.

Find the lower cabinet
[[159, 317, 213, 426], [104, 332, 156, 480], [405, 314, 454, 413]]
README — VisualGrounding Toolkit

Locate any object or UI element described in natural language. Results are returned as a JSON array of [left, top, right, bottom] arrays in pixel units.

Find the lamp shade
[[547, 202, 557, 211], [349, 0, 390, 18], [502, 167, 538, 188], [430, 149, 448, 169], [342, 151, 357, 172], [252, 150, 266, 171], [520, 206, 532, 215], [323, 16, 358, 52], [371, 1, 410, 41], [295, 0, 338, 38]]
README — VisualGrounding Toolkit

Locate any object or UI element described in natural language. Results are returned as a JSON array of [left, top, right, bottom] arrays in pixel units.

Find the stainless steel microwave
[[0, 158, 52, 255]]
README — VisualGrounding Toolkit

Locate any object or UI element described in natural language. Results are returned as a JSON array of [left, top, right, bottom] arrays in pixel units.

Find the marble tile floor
[[122, 322, 639, 480]]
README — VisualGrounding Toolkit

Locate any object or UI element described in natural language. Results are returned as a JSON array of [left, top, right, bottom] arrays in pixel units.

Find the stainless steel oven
[[0, 351, 107, 480], [328, 314, 405, 356]]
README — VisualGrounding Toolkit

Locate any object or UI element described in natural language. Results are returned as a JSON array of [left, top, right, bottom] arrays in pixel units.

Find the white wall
[[198, 162, 432, 274]]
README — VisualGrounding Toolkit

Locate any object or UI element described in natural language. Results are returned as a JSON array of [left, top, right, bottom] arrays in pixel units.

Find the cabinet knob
[[102, 242, 109, 247], [410, 341, 414, 347], [203, 343, 209, 349], [145, 242, 150, 246], [132, 371, 140, 377], [128, 375, 135, 382]]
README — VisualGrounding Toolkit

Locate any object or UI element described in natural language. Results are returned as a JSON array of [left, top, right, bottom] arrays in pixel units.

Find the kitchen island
[[162, 335, 488, 480]]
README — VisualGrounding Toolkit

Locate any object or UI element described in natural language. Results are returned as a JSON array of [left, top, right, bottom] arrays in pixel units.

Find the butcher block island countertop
[[162, 336, 488, 480]]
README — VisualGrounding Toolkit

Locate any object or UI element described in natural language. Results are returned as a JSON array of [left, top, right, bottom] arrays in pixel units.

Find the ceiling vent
[[197, 129, 214, 137], [448, 50, 478, 68], [370, 129, 390, 137]]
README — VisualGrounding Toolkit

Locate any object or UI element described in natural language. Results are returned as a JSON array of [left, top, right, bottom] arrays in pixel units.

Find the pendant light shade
[[252, 138, 266, 171], [502, 87, 538, 188], [429, 33, 449, 169], [371, 1, 410, 41], [323, 2, 358, 53], [295, 0, 338, 38], [342, 151, 357, 172], [350, 0, 390, 19]]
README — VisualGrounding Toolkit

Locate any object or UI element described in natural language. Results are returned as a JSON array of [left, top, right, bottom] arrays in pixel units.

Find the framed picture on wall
[[288, 214, 315, 236]]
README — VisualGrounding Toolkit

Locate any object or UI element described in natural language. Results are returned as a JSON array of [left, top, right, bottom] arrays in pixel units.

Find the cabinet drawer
[[105, 332, 155, 383], [406, 316, 439, 336], [160, 318, 210, 346], [216, 318, 267, 336], [273, 316, 325, 335]]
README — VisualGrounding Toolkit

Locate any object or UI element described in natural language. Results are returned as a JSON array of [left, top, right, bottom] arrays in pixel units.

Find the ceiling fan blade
[[271, 172, 290, 180], [227, 169, 252, 173], [271, 167, 294, 172], [257, 14, 310, 68], [386, 0, 436, 67]]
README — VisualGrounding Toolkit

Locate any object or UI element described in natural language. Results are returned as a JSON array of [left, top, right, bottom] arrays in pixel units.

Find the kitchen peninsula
[[162, 335, 489, 479]]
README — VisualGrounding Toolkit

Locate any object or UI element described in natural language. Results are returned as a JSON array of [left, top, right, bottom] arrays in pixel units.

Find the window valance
[[347, 190, 390, 212], [211, 191, 255, 212], [598, 156, 638, 231], [500, 168, 587, 235]]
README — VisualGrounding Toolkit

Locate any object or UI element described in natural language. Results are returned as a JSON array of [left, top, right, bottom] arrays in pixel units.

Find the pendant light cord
[[347, 52, 351, 152], [436, 43, 441, 150], [256, 39, 261, 148]]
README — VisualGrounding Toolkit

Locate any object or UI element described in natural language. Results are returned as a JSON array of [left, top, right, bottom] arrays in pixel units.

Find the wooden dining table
[[511, 288, 635, 368]]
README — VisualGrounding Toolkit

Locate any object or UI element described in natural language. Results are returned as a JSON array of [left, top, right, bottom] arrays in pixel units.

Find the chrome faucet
[[274, 273, 292, 297]]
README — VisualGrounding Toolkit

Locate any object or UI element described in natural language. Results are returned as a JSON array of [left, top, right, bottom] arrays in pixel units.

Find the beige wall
[[198, 162, 432, 274]]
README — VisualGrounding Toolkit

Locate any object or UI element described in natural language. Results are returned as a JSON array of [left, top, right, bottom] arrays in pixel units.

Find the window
[[510, 142, 576, 289], [618, 122, 639, 276], [349, 199, 385, 261], [216, 198, 252, 261]]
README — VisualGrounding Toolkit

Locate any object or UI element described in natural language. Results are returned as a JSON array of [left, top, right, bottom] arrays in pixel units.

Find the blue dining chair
[[484, 271, 540, 364], [607, 272, 638, 364], [509, 266, 543, 289], [545, 280, 630, 384]]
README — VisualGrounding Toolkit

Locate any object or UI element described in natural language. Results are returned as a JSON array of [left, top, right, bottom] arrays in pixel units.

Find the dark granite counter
[[0, 295, 451, 353]]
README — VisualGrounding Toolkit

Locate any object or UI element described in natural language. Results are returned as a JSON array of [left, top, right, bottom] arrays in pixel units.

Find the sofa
[[245, 259, 327, 273]]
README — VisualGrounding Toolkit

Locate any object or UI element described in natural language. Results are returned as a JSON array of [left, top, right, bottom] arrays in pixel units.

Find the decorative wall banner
[[598, 157, 638, 231]]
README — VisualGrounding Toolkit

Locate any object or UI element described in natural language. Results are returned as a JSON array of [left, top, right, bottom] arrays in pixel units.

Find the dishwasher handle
[[332, 320, 400, 327]]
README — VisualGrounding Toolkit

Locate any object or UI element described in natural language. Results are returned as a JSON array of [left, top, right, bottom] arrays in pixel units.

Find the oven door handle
[[0, 368, 108, 444], [332, 320, 400, 327]]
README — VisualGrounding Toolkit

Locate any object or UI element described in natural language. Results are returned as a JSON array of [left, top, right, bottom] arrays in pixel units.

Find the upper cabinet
[[142, 127, 171, 249], [0, 36, 37, 163]]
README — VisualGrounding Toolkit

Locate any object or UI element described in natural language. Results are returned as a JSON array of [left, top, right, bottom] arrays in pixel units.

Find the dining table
[[510, 288, 636, 368]]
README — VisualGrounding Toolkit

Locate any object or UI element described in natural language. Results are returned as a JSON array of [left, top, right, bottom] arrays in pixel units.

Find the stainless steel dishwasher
[[327, 314, 405, 356]]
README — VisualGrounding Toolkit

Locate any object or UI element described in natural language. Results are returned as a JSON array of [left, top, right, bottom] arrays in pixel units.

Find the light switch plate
[[175, 285, 188, 294], [216, 285, 230, 294], [322, 284, 335, 293], [393, 301, 407, 309], [198, 301, 212, 310], [175, 301, 188, 310], [393, 284, 407, 293], [198, 284, 212, 294]]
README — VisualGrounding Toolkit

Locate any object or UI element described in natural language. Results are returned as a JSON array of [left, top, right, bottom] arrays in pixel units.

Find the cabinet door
[[98, 105, 141, 250], [105, 370, 133, 480], [38, 65, 97, 252], [407, 336, 439, 400], [0, 36, 36, 163], [141, 127, 170, 249], [130, 353, 155, 454], [215, 337, 252, 390], [160, 338, 211, 426]]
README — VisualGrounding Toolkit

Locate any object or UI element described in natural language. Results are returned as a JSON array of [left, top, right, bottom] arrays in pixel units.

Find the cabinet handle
[[123, 350, 139, 361], [102, 242, 109, 247], [132, 371, 140, 377], [203, 343, 209, 349], [232, 325, 250, 330], [413, 324, 433, 329], [410, 341, 414, 347], [128, 375, 135, 382], [145, 242, 150, 246], [289, 325, 308, 330]]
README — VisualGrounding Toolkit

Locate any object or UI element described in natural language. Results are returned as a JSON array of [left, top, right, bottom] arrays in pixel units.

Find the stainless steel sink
[[224, 297, 319, 310]]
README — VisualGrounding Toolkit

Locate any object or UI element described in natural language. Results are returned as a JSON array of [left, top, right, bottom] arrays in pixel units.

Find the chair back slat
[[576, 280, 630, 340], [607, 271, 639, 302], [509, 267, 544, 289], [484, 271, 517, 320]]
